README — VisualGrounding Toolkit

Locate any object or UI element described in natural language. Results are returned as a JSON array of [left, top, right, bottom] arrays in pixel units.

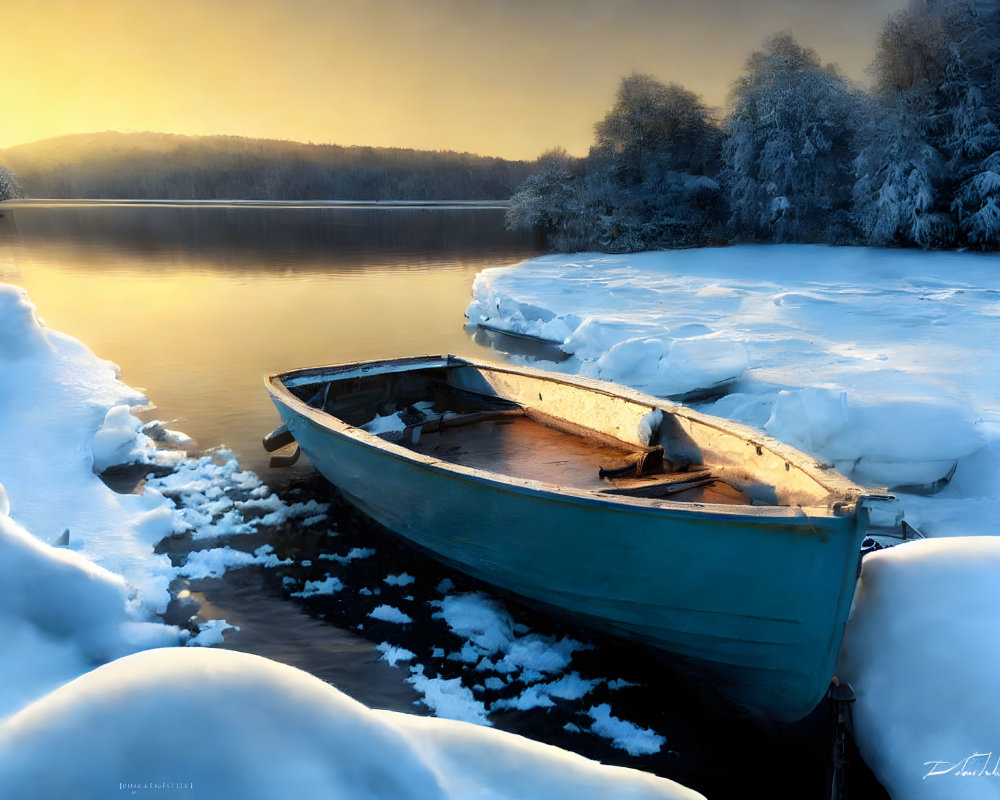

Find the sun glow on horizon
[[4, 0, 907, 161]]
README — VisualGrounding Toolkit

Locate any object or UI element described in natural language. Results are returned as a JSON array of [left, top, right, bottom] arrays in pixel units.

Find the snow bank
[[467, 246, 1000, 524], [0, 491, 180, 718], [0, 283, 329, 721], [838, 537, 1000, 799], [0, 285, 187, 715], [0, 648, 703, 800], [0, 286, 177, 614]]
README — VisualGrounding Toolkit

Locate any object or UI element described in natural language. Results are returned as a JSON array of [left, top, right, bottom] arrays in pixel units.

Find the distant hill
[[0, 132, 533, 201]]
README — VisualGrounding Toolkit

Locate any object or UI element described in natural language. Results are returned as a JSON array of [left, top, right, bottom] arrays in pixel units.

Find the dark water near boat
[[0, 202, 885, 799]]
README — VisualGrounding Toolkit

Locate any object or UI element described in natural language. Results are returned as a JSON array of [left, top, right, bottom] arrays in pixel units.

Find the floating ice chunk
[[323, 546, 376, 564], [433, 593, 514, 654], [368, 605, 413, 624], [495, 633, 584, 675], [188, 619, 238, 647], [588, 704, 665, 756], [490, 685, 556, 711], [179, 545, 291, 580], [237, 493, 285, 513], [448, 642, 482, 664], [292, 576, 344, 598], [257, 499, 330, 527], [376, 642, 416, 667], [407, 664, 491, 726], [385, 573, 415, 587], [491, 672, 599, 713]]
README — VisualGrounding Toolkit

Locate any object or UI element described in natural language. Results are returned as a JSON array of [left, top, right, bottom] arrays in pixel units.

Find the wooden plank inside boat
[[402, 412, 749, 503], [404, 414, 633, 492]]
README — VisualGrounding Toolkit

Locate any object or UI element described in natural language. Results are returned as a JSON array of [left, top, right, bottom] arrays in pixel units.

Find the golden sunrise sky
[[4, 0, 908, 161]]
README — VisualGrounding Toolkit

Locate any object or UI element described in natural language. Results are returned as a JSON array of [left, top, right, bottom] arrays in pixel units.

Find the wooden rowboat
[[265, 354, 880, 721]]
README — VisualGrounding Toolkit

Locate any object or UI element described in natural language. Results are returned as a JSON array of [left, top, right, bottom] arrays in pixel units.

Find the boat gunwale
[[265, 354, 864, 524]]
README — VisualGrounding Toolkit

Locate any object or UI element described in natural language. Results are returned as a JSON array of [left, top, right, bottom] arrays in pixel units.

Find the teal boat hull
[[267, 356, 870, 722]]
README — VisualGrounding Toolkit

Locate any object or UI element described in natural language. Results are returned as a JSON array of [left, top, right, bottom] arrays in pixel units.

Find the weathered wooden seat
[[600, 469, 713, 498]]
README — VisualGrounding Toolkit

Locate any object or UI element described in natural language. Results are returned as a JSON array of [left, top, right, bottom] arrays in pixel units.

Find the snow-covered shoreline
[[0, 282, 702, 799], [467, 246, 1000, 530]]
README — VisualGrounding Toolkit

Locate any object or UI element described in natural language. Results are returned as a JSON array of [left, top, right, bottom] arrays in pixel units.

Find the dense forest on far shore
[[0, 131, 532, 201], [507, 0, 1000, 252]]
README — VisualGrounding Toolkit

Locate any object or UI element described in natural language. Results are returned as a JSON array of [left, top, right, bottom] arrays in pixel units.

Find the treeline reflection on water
[[0, 202, 541, 272]]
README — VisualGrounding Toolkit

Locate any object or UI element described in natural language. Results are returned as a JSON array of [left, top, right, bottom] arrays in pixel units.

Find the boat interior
[[283, 361, 845, 509]]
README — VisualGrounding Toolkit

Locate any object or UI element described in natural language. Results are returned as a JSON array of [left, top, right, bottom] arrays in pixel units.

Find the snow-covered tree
[[583, 73, 723, 251], [505, 148, 588, 249], [592, 73, 719, 188], [941, 0, 1000, 247], [508, 75, 722, 252], [0, 165, 21, 201], [856, 0, 1000, 248], [721, 32, 859, 243], [852, 91, 951, 247]]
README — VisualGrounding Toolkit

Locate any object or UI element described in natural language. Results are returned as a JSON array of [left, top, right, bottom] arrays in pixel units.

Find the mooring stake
[[828, 677, 857, 800]]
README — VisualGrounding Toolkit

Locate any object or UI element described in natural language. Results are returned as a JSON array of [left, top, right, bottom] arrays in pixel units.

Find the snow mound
[[0, 492, 181, 718], [838, 537, 1000, 799], [91, 404, 151, 472], [0, 648, 703, 800]]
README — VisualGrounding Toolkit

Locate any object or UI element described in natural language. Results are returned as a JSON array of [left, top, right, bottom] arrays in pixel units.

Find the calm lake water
[[0, 201, 541, 479]]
